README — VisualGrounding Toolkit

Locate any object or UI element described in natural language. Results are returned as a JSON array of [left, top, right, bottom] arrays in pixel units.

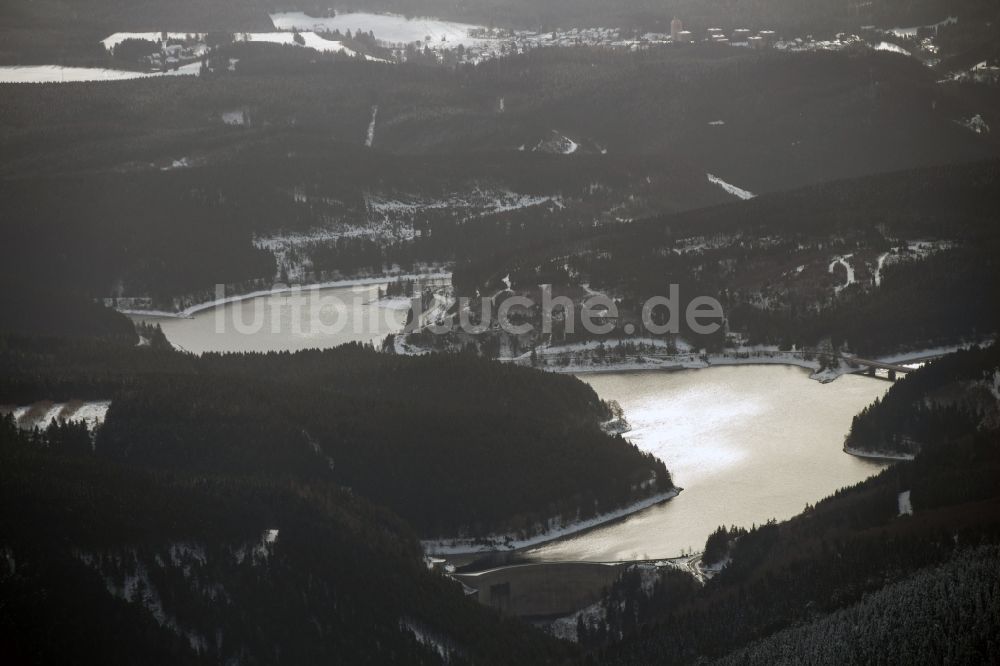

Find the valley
[[1, 0, 998, 662]]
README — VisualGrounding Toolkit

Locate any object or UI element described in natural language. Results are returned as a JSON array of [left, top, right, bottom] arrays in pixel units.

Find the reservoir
[[132, 282, 414, 354], [525, 366, 890, 562], [144, 287, 891, 562]]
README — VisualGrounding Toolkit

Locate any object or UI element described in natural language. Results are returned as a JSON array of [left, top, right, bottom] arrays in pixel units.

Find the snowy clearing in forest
[[828, 255, 855, 294], [271, 11, 490, 49], [534, 131, 580, 155], [235, 32, 358, 56], [0, 63, 200, 84], [874, 42, 911, 56], [898, 490, 913, 516], [706, 173, 756, 200]]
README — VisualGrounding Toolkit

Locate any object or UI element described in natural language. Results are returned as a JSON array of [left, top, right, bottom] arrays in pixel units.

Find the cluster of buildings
[[103, 32, 207, 71], [668, 18, 778, 48], [429, 21, 791, 64], [149, 41, 206, 70]]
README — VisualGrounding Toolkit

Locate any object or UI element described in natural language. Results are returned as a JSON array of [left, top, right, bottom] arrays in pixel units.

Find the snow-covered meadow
[[271, 11, 492, 50], [0, 63, 200, 84]]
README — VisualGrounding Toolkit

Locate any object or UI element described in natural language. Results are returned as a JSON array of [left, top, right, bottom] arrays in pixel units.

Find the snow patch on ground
[[378, 296, 415, 311], [400, 618, 456, 660], [365, 105, 378, 147], [706, 173, 756, 200], [898, 490, 913, 516], [304, 431, 336, 471], [75, 549, 210, 653], [874, 252, 890, 286], [875, 42, 911, 56], [234, 529, 280, 566], [162, 157, 190, 170], [534, 131, 580, 154], [221, 109, 247, 126], [828, 254, 856, 294]]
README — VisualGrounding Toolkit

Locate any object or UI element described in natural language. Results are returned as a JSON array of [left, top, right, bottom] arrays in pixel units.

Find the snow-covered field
[[422, 489, 680, 555], [0, 63, 200, 84], [234, 32, 358, 56], [271, 11, 491, 49], [706, 173, 756, 200]]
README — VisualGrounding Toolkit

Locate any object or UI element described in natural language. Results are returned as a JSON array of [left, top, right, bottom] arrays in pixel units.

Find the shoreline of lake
[[118, 272, 452, 319]]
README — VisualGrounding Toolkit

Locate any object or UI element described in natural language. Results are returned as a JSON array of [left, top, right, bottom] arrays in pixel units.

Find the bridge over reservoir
[[843, 356, 918, 375]]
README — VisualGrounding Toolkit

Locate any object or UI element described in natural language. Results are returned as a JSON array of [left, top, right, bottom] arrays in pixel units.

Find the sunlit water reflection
[[527, 366, 890, 562]]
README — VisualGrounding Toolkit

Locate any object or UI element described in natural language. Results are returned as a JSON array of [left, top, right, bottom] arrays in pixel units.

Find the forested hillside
[[484, 160, 1000, 356], [2, 45, 996, 311], [846, 344, 1000, 456], [714, 545, 1000, 665], [5, 46, 994, 174], [0, 414, 573, 664], [0, 328, 670, 539]]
